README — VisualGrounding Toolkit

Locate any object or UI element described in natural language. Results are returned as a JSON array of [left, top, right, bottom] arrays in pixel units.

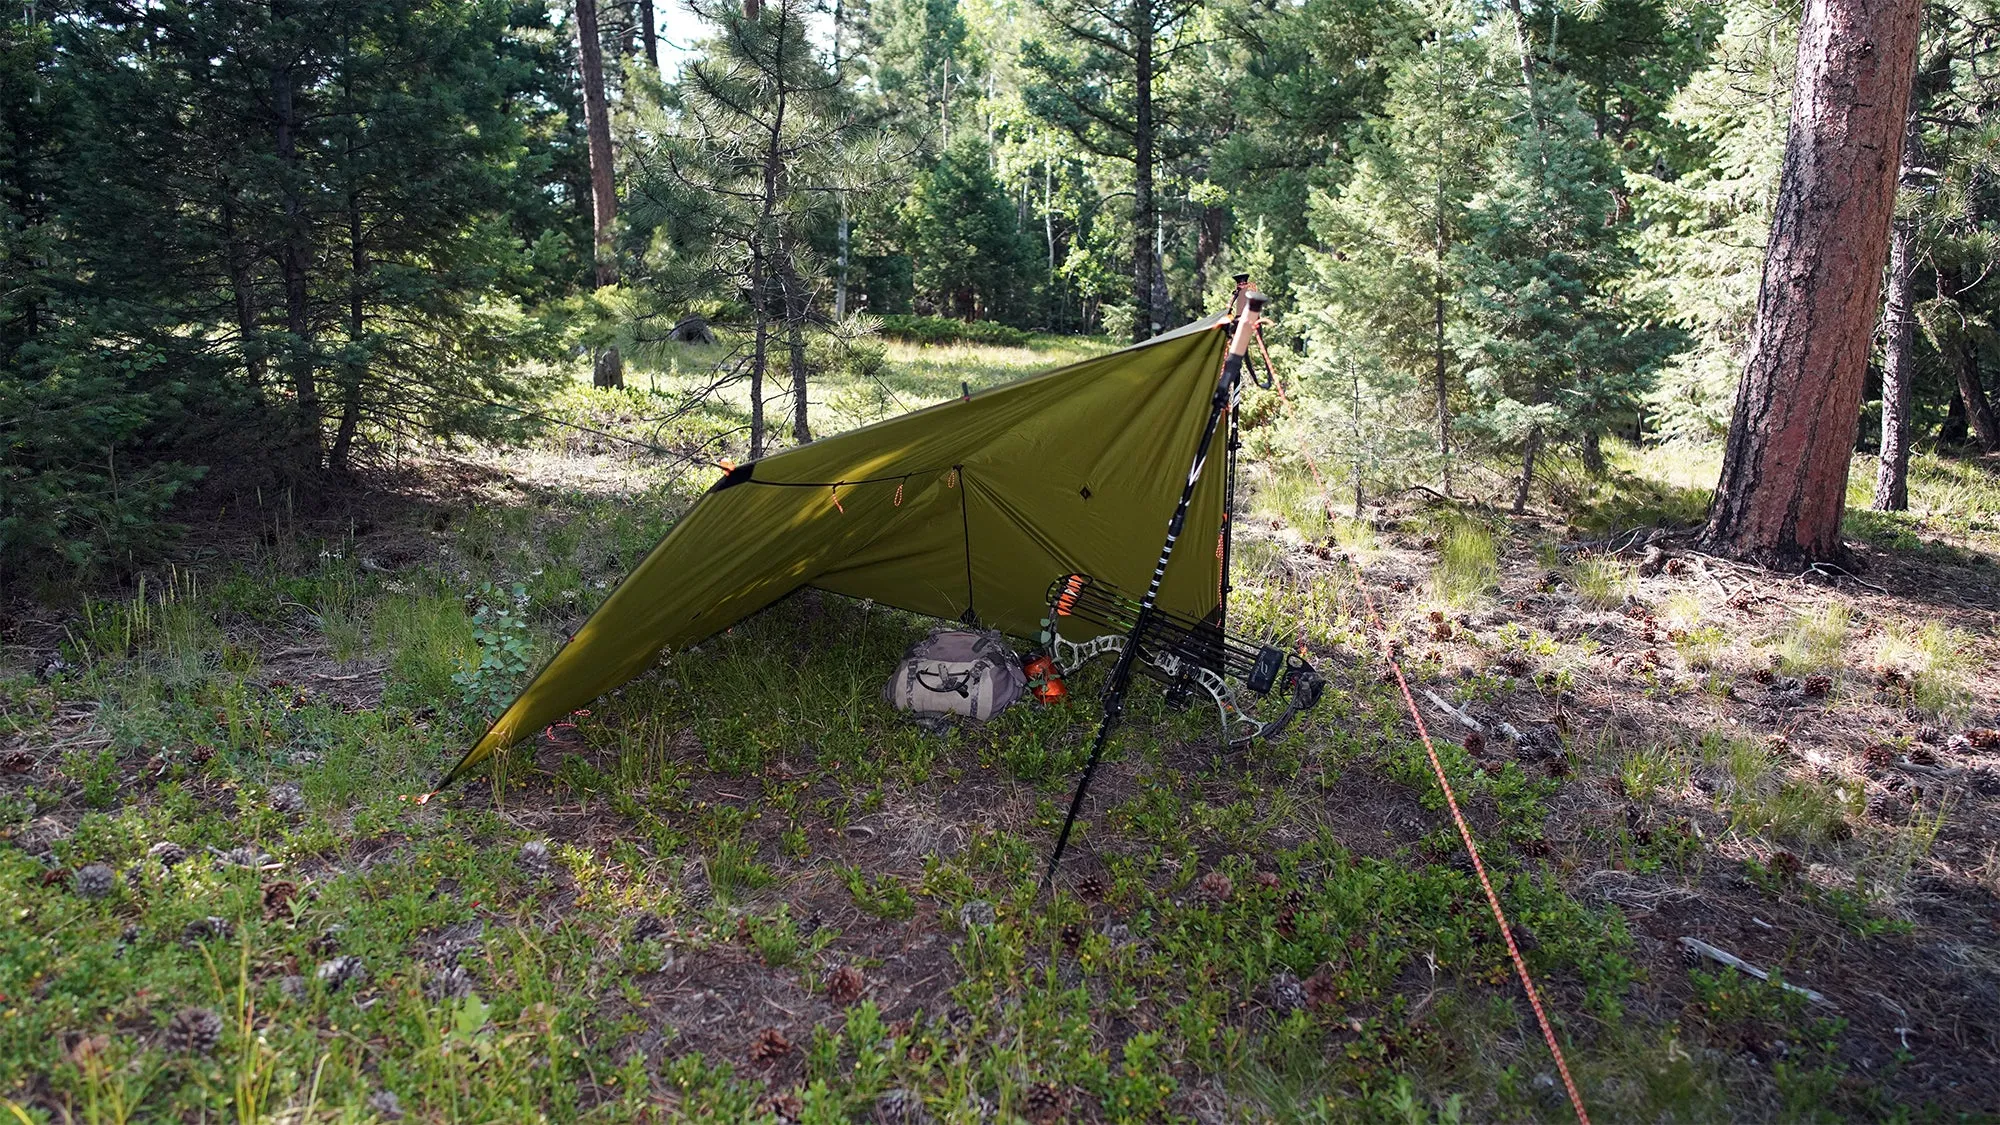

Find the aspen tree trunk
[[1700, 0, 1921, 565], [1872, 203, 1918, 510], [575, 0, 624, 388]]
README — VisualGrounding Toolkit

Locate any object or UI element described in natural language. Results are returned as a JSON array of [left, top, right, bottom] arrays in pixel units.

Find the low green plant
[[452, 583, 533, 723]]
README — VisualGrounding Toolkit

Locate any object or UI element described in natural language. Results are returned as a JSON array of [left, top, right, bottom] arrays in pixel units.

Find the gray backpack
[[883, 629, 1026, 721]]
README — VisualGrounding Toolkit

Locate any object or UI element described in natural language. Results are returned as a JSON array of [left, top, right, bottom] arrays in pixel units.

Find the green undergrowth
[[8, 349, 1993, 1120]]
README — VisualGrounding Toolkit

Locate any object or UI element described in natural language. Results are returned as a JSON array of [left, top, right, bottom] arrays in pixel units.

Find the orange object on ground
[[1022, 653, 1067, 703]]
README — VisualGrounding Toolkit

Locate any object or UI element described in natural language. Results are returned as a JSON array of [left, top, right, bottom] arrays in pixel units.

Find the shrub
[[875, 314, 1033, 348]]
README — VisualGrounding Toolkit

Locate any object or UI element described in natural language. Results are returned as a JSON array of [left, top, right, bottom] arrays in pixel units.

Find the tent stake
[[1040, 287, 1265, 893]]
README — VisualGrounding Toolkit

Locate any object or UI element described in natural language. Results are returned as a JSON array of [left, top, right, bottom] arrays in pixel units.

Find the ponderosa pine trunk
[[1939, 269, 2000, 452], [1699, 0, 1921, 565], [1513, 426, 1540, 514], [1130, 0, 1155, 342], [640, 0, 659, 72], [575, 0, 624, 388]]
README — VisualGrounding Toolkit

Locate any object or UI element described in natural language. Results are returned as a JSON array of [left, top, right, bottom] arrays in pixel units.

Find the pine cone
[[75, 863, 114, 900], [1863, 744, 1895, 771], [165, 1006, 223, 1054], [1075, 873, 1107, 900], [1022, 1082, 1071, 1125], [315, 955, 367, 991], [1274, 907, 1298, 939], [1462, 730, 1486, 757], [262, 881, 298, 920], [1304, 966, 1341, 1010], [1751, 667, 1776, 686], [1, 749, 34, 773], [1267, 971, 1307, 1014], [759, 1092, 805, 1122], [310, 925, 345, 955], [425, 964, 474, 1002], [629, 913, 672, 948], [1427, 610, 1445, 624], [1967, 728, 2000, 751], [183, 916, 233, 944], [1196, 871, 1234, 903], [1915, 725, 1943, 745], [681, 859, 713, 911], [1545, 756, 1570, 778], [825, 965, 865, 1004], [1909, 746, 1938, 767], [1058, 922, 1084, 952], [1254, 871, 1282, 892], [1803, 674, 1832, 698], [1496, 654, 1531, 677], [517, 840, 551, 875], [267, 784, 305, 815], [749, 1027, 792, 1063], [873, 1088, 931, 1125], [1768, 851, 1803, 880], [212, 846, 270, 870], [147, 841, 188, 868], [1867, 792, 1909, 821]]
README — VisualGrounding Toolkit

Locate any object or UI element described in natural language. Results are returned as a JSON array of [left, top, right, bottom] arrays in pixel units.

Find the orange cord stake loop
[[1362, 583, 1591, 1125], [830, 483, 845, 514], [893, 481, 904, 507]]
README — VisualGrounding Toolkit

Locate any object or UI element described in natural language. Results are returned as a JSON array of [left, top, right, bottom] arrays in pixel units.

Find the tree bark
[[331, 70, 367, 475], [218, 176, 265, 389], [1699, 0, 1921, 565], [1513, 426, 1540, 514], [640, 0, 659, 72], [1130, 0, 1155, 342], [272, 30, 319, 464], [1872, 207, 1917, 510], [1947, 335, 1998, 452], [1937, 269, 2000, 452], [575, 0, 624, 388]]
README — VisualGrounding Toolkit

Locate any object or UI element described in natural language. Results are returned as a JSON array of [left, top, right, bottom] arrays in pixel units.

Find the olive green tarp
[[441, 314, 1235, 784]]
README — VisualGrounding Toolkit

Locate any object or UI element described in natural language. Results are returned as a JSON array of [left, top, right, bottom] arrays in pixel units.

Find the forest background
[[8, 0, 1999, 576]]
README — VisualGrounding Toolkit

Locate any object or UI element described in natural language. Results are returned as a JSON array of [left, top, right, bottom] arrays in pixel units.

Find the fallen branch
[[1679, 937, 1829, 1004], [1420, 689, 1482, 732]]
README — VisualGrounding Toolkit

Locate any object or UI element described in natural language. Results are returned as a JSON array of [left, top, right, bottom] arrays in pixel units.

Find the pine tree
[[1454, 80, 1671, 511], [901, 136, 1037, 320], [1300, 0, 1503, 498], [1628, 0, 1796, 442], [628, 0, 889, 455]]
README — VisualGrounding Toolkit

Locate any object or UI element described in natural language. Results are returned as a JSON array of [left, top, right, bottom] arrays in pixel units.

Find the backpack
[[883, 629, 1026, 721]]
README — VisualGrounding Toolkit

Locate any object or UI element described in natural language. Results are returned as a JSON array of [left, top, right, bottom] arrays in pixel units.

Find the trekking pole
[[1040, 290, 1265, 893]]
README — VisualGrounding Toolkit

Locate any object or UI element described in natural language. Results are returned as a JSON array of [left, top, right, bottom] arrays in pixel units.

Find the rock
[[212, 846, 271, 870], [279, 975, 308, 1002], [957, 900, 997, 929], [267, 784, 306, 815]]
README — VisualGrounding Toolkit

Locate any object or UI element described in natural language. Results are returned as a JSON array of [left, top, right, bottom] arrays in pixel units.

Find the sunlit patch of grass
[[1659, 590, 1705, 632], [1774, 602, 1851, 676], [1257, 466, 1332, 543], [1431, 519, 1500, 605], [1873, 619, 1976, 719], [1621, 738, 1691, 801], [373, 591, 476, 711], [1569, 555, 1632, 610], [1675, 626, 1726, 672]]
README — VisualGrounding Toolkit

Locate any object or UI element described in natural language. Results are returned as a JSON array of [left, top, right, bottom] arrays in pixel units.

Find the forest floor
[[4, 333, 2000, 1123]]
